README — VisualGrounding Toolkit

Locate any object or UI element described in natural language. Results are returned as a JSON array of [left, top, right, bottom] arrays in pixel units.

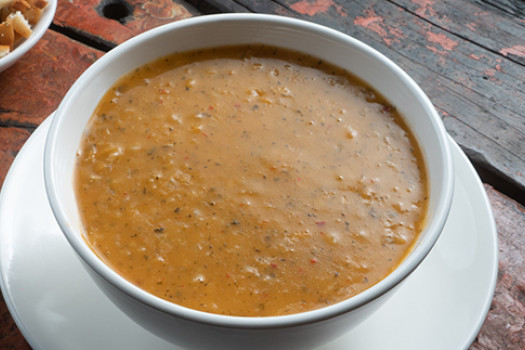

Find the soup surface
[[75, 45, 428, 316]]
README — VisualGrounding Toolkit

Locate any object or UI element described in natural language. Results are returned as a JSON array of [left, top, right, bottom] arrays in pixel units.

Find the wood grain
[[0, 30, 103, 128], [471, 185, 525, 350], [53, 0, 199, 49], [0, 128, 31, 202]]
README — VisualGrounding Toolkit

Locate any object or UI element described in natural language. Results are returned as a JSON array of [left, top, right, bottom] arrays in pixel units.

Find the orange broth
[[75, 45, 428, 316]]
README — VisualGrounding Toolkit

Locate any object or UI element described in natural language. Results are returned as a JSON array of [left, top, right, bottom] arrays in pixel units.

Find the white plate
[[0, 114, 497, 350]]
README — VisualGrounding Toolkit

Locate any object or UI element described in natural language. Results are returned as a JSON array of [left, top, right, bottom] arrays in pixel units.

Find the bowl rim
[[44, 13, 454, 329], [0, 0, 57, 72]]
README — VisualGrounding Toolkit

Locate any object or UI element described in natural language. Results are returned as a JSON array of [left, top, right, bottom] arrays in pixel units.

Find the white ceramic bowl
[[0, 0, 56, 73], [44, 14, 454, 350]]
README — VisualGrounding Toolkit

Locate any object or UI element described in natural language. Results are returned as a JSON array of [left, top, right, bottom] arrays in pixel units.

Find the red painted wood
[[0, 30, 103, 127], [0, 128, 30, 198], [53, 0, 198, 47]]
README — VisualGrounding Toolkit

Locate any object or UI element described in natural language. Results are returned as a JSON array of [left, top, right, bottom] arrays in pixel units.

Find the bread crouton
[[0, 0, 14, 10], [0, 0, 47, 58], [0, 20, 14, 49], [0, 0, 14, 22], [6, 11, 31, 38], [28, 0, 46, 10], [21, 5, 40, 24], [9, 0, 30, 12]]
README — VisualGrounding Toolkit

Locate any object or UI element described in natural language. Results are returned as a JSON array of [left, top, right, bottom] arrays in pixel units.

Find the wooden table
[[1, 0, 523, 348]]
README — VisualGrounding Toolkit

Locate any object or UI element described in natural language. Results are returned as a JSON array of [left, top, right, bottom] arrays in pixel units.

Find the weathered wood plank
[[228, 0, 525, 197], [390, 0, 525, 193], [475, 0, 525, 22], [185, 0, 251, 13], [0, 127, 31, 195], [53, 0, 199, 49], [0, 30, 103, 128], [398, 0, 525, 64], [471, 184, 525, 350]]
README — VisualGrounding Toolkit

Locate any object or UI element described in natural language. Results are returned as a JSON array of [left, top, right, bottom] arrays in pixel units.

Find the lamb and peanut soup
[[75, 45, 428, 316]]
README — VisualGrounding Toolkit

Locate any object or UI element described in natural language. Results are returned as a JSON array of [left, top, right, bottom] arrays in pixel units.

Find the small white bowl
[[44, 14, 454, 350], [0, 0, 56, 73]]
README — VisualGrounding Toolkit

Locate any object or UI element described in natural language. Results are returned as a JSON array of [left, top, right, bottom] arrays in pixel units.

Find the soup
[[75, 45, 428, 316]]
